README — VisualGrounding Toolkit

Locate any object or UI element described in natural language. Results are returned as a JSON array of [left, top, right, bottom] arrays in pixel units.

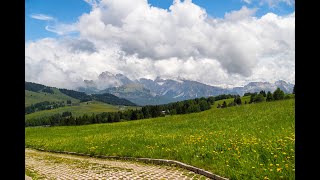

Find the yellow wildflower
[[277, 168, 282, 172]]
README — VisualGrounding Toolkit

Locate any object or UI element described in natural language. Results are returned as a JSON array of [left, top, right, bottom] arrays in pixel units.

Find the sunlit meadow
[[26, 98, 295, 179]]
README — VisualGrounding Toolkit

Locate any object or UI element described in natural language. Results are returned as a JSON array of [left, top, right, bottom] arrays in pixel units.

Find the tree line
[[91, 93, 137, 106], [58, 88, 92, 102], [25, 101, 65, 114], [58, 88, 137, 106], [217, 88, 293, 109], [250, 88, 290, 103], [25, 96, 215, 127], [217, 95, 242, 108], [25, 81, 54, 94], [25, 81, 47, 92], [25, 89, 294, 127]]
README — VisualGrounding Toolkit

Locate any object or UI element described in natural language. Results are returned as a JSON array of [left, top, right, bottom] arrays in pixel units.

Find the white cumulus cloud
[[25, 0, 295, 89]]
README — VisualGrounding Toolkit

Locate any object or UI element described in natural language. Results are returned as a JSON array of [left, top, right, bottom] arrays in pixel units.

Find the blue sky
[[25, 0, 294, 41], [26, 0, 91, 41]]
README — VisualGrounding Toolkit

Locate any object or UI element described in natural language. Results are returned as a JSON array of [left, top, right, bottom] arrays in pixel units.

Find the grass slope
[[213, 96, 251, 108], [25, 89, 79, 107], [25, 100, 138, 120], [26, 99, 295, 180]]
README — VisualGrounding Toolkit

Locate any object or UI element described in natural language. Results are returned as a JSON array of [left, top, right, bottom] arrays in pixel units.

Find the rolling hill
[[25, 82, 138, 119], [25, 100, 138, 120], [25, 89, 80, 107], [25, 81, 137, 107]]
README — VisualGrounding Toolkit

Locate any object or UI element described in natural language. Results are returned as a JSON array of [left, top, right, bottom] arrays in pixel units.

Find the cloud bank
[[26, 0, 295, 89]]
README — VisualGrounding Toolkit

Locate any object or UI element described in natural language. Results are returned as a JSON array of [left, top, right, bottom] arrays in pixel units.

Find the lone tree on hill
[[222, 101, 227, 108]]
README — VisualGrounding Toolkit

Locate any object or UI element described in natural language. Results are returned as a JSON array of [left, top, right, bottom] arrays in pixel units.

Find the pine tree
[[259, 90, 266, 97], [293, 85, 295, 94], [114, 113, 120, 122], [199, 100, 210, 111], [234, 95, 242, 105], [255, 94, 265, 102], [266, 91, 273, 101], [273, 88, 285, 100], [250, 94, 255, 103], [207, 96, 215, 105], [222, 101, 227, 108]]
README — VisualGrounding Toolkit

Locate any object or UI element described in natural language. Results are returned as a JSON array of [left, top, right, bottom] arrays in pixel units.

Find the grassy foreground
[[26, 99, 295, 179]]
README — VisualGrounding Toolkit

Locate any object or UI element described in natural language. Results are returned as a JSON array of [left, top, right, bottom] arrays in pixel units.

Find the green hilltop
[[25, 89, 80, 107], [25, 81, 138, 120]]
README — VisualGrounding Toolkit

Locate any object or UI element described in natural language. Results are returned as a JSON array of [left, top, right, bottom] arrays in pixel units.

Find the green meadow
[[213, 96, 251, 108], [25, 100, 138, 120], [25, 98, 295, 179], [25, 89, 80, 107]]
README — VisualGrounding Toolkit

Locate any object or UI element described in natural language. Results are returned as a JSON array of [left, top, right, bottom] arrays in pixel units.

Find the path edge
[[27, 148, 229, 180]]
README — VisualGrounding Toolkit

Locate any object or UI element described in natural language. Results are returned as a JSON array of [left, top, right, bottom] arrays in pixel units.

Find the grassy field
[[25, 89, 80, 107], [212, 96, 251, 108], [25, 98, 295, 180], [25, 100, 138, 120]]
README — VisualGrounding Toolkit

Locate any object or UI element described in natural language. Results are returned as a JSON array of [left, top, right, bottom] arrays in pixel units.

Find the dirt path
[[26, 149, 210, 179]]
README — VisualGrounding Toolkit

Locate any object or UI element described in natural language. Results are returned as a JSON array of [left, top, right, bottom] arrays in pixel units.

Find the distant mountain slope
[[101, 83, 174, 105], [232, 80, 294, 95], [91, 93, 137, 106], [76, 71, 294, 106], [25, 81, 137, 107], [25, 89, 80, 107], [58, 88, 93, 102], [25, 81, 49, 92], [139, 77, 232, 99]]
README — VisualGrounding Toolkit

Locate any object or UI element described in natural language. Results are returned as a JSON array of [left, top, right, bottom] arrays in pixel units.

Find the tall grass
[[26, 99, 295, 179]]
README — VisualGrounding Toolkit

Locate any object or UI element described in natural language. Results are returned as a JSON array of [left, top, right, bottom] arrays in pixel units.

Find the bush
[[250, 94, 265, 103]]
